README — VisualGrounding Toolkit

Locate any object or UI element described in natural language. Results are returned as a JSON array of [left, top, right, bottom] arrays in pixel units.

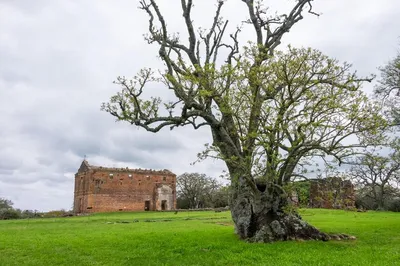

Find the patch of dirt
[[215, 222, 233, 226]]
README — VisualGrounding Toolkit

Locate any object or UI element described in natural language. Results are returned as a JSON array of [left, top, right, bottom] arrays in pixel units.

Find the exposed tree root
[[231, 178, 356, 243], [242, 213, 356, 243]]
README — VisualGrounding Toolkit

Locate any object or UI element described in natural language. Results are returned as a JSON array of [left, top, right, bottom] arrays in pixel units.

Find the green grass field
[[0, 209, 399, 266]]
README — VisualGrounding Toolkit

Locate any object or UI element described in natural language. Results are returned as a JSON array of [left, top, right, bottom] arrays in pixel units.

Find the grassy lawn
[[0, 209, 399, 266]]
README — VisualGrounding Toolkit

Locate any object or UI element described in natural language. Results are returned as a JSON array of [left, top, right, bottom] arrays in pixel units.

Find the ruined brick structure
[[73, 160, 176, 213], [309, 177, 355, 209]]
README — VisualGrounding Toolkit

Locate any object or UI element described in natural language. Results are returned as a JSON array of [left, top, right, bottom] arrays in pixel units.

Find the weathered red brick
[[73, 160, 176, 213]]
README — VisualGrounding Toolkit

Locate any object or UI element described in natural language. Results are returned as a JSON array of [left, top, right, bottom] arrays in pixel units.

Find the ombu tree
[[102, 0, 386, 242]]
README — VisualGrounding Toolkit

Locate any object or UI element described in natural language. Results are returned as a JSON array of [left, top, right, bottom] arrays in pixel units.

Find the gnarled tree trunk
[[230, 176, 354, 243]]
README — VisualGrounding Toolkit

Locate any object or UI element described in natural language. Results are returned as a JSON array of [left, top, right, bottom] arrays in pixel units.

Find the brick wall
[[73, 161, 176, 213]]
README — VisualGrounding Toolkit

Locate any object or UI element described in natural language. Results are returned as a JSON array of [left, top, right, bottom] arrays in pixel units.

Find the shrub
[[388, 199, 400, 212], [20, 210, 42, 219], [0, 208, 21, 220], [355, 195, 376, 210], [294, 181, 311, 207], [42, 209, 72, 218]]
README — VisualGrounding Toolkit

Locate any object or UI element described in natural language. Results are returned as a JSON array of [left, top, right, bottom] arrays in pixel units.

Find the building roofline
[[78, 160, 175, 176]]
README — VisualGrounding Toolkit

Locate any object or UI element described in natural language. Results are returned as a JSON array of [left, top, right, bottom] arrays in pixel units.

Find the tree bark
[[230, 176, 355, 242]]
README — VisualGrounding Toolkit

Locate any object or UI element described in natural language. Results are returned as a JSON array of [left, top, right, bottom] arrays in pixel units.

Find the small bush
[[388, 199, 400, 212], [0, 209, 21, 220], [20, 210, 42, 219], [355, 195, 376, 210], [43, 209, 73, 218]]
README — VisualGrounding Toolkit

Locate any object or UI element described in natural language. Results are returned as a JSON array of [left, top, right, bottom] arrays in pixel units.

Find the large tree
[[177, 172, 221, 209], [102, 0, 386, 242], [348, 139, 400, 210]]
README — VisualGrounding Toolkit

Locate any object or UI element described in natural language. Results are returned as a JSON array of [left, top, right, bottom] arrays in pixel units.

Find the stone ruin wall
[[308, 177, 355, 209]]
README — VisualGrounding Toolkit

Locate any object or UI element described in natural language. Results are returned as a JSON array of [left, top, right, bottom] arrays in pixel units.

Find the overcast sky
[[0, 0, 399, 212]]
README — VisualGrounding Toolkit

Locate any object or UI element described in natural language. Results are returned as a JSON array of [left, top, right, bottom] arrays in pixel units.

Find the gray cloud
[[0, 0, 399, 211]]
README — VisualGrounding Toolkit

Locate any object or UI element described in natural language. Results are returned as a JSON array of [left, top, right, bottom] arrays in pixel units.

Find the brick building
[[73, 160, 176, 213]]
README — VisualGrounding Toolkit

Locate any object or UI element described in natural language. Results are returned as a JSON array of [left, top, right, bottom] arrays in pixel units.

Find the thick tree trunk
[[230, 176, 355, 243]]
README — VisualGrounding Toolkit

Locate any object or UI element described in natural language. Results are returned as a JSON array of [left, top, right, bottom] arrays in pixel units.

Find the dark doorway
[[161, 200, 167, 210], [144, 200, 150, 211], [79, 198, 83, 213]]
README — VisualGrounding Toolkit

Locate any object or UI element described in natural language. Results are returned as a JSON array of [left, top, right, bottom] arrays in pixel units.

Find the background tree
[[348, 139, 400, 210], [103, 0, 386, 242], [0, 198, 13, 210], [210, 185, 230, 208], [176, 172, 221, 209], [0, 198, 20, 220], [375, 46, 400, 124], [0, 198, 43, 220]]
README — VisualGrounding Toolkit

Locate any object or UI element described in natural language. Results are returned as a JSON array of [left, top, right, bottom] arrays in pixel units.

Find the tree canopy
[[349, 138, 400, 210], [103, 45, 386, 188], [102, 0, 387, 242], [375, 46, 400, 124], [176, 172, 222, 209]]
